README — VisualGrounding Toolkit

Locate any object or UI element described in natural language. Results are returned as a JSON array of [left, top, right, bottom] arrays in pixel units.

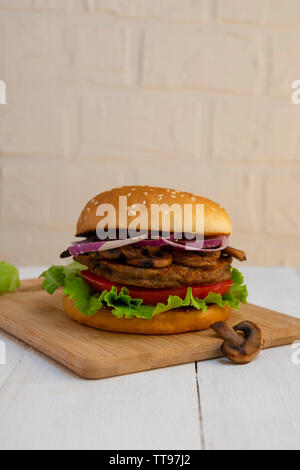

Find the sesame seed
[[191, 197, 196, 202], [171, 195, 176, 198], [144, 192, 148, 196], [87, 207, 90, 212], [181, 194, 184, 198], [128, 193, 132, 197]]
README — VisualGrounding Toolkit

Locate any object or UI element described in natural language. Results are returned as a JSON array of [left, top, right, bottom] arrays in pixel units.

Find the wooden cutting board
[[0, 278, 300, 380]]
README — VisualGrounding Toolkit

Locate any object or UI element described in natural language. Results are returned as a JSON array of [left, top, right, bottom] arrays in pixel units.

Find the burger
[[41, 186, 248, 334]]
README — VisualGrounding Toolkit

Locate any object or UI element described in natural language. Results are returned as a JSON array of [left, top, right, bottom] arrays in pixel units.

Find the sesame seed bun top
[[76, 185, 232, 237]]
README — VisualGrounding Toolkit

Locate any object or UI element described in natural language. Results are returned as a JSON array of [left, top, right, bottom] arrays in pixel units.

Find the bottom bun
[[63, 295, 231, 335]]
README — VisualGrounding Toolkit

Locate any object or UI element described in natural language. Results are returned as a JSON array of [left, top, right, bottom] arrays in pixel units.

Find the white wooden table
[[0, 267, 299, 450]]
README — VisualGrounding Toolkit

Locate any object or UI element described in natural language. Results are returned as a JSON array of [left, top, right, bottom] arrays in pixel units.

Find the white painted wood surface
[[0, 267, 299, 450]]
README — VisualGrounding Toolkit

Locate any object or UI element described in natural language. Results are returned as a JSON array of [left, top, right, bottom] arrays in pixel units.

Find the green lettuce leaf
[[0, 261, 20, 294], [103, 286, 154, 319], [40, 262, 87, 294], [40, 263, 151, 317], [153, 288, 208, 316], [40, 263, 248, 320]]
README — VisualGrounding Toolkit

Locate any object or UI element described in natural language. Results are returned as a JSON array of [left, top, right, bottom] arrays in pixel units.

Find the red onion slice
[[68, 234, 148, 256], [164, 236, 229, 252], [67, 235, 229, 256], [68, 242, 106, 256]]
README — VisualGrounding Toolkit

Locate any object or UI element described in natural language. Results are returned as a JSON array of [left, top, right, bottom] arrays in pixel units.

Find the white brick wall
[[213, 101, 300, 162], [0, 0, 299, 266], [0, 85, 69, 157], [266, 177, 300, 236], [78, 90, 200, 161], [88, 0, 207, 22], [0, 0, 32, 10], [142, 26, 260, 94], [217, 0, 300, 26], [3, 17, 66, 84], [71, 24, 130, 86]]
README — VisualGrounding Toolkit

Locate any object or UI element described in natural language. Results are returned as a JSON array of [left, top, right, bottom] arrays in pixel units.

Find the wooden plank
[[197, 346, 300, 450], [0, 352, 201, 450], [0, 278, 299, 380], [0, 330, 29, 390], [240, 267, 300, 319], [197, 267, 300, 450], [18, 278, 43, 292]]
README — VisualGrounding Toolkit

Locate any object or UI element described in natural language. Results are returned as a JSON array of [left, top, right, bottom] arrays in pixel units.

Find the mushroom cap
[[221, 321, 263, 365]]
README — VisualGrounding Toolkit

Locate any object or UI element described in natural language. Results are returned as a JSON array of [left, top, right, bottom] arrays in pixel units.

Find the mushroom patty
[[74, 253, 232, 288], [172, 250, 221, 268], [121, 245, 173, 268]]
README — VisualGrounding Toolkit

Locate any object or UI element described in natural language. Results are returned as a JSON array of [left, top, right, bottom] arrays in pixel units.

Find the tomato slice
[[81, 270, 234, 306]]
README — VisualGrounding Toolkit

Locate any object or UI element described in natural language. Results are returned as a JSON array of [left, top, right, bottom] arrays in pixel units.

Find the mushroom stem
[[211, 321, 244, 348]]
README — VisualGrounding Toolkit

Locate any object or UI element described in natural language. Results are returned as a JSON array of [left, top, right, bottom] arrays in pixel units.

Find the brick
[[268, 36, 300, 98], [142, 26, 260, 94], [89, 0, 205, 22], [3, 17, 67, 84], [142, 0, 204, 22], [266, 177, 300, 237], [217, 0, 267, 24], [213, 101, 300, 162], [217, 0, 300, 26], [0, 0, 31, 10], [70, 24, 129, 86], [0, 85, 68, 157], [135, 162, 257, 234], [0, 159, 132, 230], [79, 91, 200, 161], [33, 0, 68, 11], [87, 0, 141, 16], [266, 0, 300, 25]]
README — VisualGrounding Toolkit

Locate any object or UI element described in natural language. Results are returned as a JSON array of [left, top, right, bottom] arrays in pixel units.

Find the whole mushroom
[[211, 321, 264, 364]]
